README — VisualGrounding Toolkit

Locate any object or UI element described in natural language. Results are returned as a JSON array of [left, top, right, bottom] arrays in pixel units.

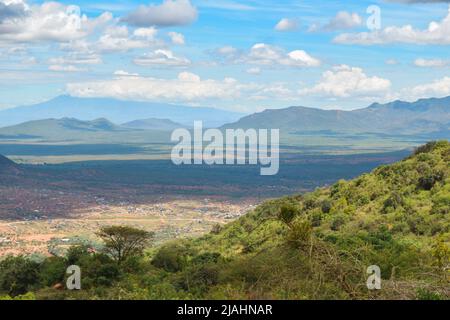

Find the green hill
[[142, 141, 449, 299], [0, 118, 173, 143], [1, 142, 449, 300], [0, 118, 128, 138]]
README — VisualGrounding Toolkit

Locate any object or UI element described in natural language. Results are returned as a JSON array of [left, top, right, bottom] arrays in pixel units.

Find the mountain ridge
[[0, 117, 186, 142], [0, 95, 243, 128], [223, 96, 450, 136]]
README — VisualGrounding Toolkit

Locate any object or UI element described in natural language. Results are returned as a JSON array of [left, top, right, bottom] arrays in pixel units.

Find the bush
[[413, 141, 441, 156], [186, 265, 220, 293], [286, 219, 312, 249], [278, 203, 300, 226], [39, 256, 67, 287], [417, 169, 444, 191], [431, 197, 450, 215], [211, 224, 222, 235], [330, 215, 347, 231], [416, 288, 442, 300], [311, 211, 323, 227], [321, 200, 332, 214], [66, 245, 92, 265], [152, 243, 192, 273], [0, 256, 40, 297], [382, 192, 404, 213], [191, 252, 222, 265], [81, 253, 121, 288]]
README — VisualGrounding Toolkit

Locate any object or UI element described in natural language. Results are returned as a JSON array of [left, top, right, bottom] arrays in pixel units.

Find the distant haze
[[0, 96, 243, 128]]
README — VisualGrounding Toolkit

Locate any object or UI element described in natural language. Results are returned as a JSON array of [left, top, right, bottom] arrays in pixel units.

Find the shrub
[[278, 203, 300, 226], [0, 256, 40, 297], [189, 265, 220, 291], [286, 219, 312, 249], [321, 200, 332, 214], [311, 211, 323, 227], [413, 141, 440, 156], [152, 243, 192, 272], [191, 252, 222, 265], [211, 224, 223, 235], [431, 192, 450, 215], [39, 256, 67, 287], [66, 245, 92, 265], [416, 288, 442, 300], [81, 253, 121, 288], [330, 215, 347, 231], [382, 192, 404, 213]]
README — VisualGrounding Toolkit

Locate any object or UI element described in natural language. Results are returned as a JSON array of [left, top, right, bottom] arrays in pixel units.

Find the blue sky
[[0, 0, 450, 113]]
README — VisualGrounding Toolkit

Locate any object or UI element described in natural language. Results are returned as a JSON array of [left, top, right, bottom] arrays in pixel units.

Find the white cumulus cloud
[[133, 49, 191, 66], [49, 64, 87, 72], [274, 18, 298, 32], [334, 6, 450, 45], [168, 31, 185, 45], [407, 76, 450, 99], [216, 43, 320, 68], [300, 65, 391, 98], [0, 1, 112, 43], [66, 72, 247, 102], [96, 26, 160, 53], [414, 58, 449, 67], [123, 0, 198, 27], [310, 11, 362, 32]]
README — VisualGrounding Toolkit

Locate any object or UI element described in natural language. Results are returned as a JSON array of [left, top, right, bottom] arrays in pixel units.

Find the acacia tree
[[97, 226, 153, 264]]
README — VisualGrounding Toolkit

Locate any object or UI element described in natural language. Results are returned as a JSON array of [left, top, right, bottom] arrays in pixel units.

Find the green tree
[[39, 256, 67, 287], [97, 226, 153, 265], [152, 243, 192, 272], [0, 256, 40, 297]]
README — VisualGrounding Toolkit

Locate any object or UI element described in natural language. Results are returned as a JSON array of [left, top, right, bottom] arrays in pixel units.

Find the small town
[[0, 194, 256, 257]]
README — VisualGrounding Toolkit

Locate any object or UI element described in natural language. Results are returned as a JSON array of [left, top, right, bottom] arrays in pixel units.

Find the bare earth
[[0, 198, 257, 257]]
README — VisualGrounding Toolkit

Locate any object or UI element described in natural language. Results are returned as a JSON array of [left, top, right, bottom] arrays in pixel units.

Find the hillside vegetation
[[1, 141, 449, 300]]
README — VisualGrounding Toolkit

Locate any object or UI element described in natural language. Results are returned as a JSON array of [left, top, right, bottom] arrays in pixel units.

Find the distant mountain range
[[0, 96, 449, 139], [223, 96, 450, 136], [0, 95, 243, 128]]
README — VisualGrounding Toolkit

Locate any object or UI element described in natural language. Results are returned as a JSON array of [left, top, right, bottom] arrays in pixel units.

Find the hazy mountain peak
[[0, 96, 243, 128]]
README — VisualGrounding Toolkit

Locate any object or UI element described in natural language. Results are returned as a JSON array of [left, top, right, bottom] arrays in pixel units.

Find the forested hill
[[152, 140, 448, 299]]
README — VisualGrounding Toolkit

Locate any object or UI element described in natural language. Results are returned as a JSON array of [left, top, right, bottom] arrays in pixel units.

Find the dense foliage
[[0, 141, 449, 300]]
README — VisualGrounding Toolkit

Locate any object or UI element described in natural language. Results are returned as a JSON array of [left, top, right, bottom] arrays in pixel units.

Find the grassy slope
[[143, 141, 449, 300]]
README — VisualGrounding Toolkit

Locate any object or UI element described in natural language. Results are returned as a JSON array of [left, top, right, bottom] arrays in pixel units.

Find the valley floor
[[0, 150, 412, 258], [0, 198, 256, 257]]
